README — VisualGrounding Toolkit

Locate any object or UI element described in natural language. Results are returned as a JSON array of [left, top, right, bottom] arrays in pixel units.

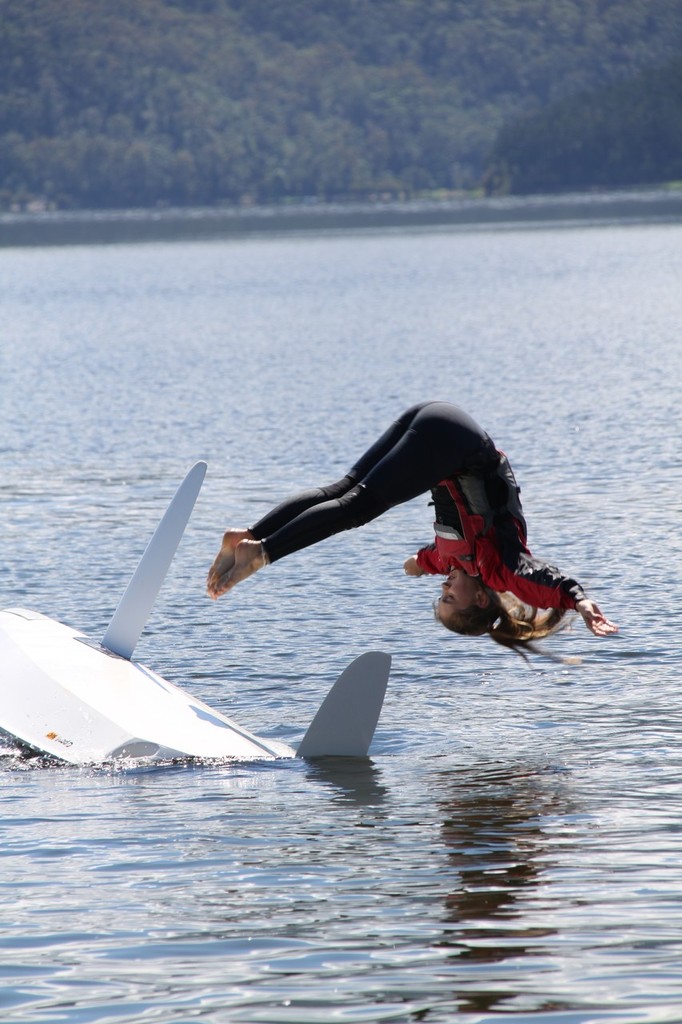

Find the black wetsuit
[[248, 401, 585, 609], [250, 402, 497, 563]]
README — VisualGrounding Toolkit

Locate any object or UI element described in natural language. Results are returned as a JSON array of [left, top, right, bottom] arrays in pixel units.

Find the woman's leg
[[257, 402, 493, 564], [208, 411, 431, 594], [358, 401, 494, 506], [247, 475, 356, 539], [248, 402, 433, 540], [207, 402, 494, 593]]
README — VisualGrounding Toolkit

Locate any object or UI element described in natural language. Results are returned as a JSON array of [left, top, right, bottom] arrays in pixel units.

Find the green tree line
[[1, 0, 681, 210], [486, 54, 682, 193]]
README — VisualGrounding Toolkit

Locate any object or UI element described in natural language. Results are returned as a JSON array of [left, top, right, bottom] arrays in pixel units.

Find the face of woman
[[435, 570, 489, 623]]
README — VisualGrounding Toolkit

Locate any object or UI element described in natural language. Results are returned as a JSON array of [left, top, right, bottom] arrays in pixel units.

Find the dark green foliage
[[485, 55, 682, 193], [1, 0, 681, 209]]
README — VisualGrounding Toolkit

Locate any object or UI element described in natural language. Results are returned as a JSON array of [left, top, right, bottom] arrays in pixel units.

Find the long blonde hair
[[435, 586, 570, 660]]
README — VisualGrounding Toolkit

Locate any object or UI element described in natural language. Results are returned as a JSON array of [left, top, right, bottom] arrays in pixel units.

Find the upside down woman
[[207, 401, 618, 655]]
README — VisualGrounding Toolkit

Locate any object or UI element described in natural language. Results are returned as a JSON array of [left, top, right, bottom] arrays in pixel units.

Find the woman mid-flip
[[207, 402, 618, 654]]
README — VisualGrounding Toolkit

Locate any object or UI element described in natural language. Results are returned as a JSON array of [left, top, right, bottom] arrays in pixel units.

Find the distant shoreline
[[1, 188, 681, 247]]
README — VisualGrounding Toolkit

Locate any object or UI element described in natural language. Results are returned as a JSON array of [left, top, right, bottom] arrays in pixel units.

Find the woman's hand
[[576, 599, 619, 636], [403, 556, 424, 577]]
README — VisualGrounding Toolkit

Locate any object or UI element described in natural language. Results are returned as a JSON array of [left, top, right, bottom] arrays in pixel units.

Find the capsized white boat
[[0, 464, 390, 765]]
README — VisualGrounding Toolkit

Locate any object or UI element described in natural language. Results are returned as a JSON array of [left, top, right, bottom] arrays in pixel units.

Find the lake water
[[1, 213, 681, 1023]]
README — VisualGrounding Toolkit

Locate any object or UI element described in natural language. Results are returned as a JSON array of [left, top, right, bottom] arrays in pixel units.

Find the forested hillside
[[1, 0, 681, 210], [487, 54, 682, 193]]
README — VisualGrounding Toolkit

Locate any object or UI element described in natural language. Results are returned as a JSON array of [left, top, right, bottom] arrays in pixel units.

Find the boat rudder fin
[[101, 461, 207, 660], [296, 651, 390, 759]]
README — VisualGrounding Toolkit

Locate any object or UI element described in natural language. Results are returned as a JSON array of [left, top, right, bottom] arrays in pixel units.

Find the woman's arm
[[483, 537, 620, 634]]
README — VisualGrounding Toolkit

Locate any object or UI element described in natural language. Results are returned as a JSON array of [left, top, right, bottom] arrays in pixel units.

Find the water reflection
[[435, 762, 575, 1014], [304, 756, 388, 807]]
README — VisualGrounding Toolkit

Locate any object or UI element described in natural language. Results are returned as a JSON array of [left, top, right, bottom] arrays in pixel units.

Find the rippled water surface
[[1, 216, 681, 1023]]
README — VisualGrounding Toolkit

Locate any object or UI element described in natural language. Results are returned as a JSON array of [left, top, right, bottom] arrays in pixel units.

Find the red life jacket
[[433, 452, 526, 577]]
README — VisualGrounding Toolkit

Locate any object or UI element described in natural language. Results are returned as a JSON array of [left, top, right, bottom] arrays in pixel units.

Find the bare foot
[[207, 529, 254, 598], [223, 540, 267, 593]]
